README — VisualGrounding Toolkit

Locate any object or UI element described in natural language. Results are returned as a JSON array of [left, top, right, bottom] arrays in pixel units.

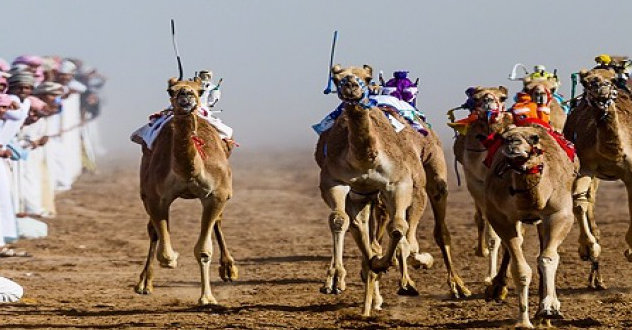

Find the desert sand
[[2, 150, 632, 328]]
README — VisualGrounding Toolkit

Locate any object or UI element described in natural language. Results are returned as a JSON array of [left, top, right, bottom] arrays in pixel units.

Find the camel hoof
[[397, 284, 419, 296], [485, 282, 508, 302], [625, 249, 632, 262], [536, 308, 564, 320], [219, 263, 239, 282], [589, 282, 607, 290], [369, 256, 390, 273], [514, 321, 534, 329], [199, 296, 218, 305], [450, 281, 471, 299], [320, 286, 343, 295], [588, 274, 607, 290], [134, 283, 152, 295], [158, 252, 179, 269], [409, 252, 434, 270]]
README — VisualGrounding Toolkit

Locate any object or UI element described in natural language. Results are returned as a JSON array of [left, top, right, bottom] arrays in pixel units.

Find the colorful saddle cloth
[[312, 95, 427, 135], [482, 118, 575, 168]]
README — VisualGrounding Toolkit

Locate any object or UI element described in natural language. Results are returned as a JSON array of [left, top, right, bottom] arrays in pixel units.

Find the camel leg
[[214, 218, 238, 282], [320, 181, 350, 294], [484, 220, 501, 285], [348, 196, 383, 315], [536, 210, 573, 321], [425, 160, 471, 298], [573, 175, 604, 289], [474, 207, 488, 257], [196, 194, 229, 305], [369, 182, 411, 273], [147, 199, 179, 269], [485, 245, 510, 302], [406, 187, 434, 271], [362, 261, 379, 317], [497, 220, 533, 328], [135, 221, 158, 294], [622, 180, 632, 262]]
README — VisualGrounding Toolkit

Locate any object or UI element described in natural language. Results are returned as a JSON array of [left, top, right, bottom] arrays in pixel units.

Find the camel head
[[167, 77, 203, 114], [580, 68, 618, 111], [523, 76, 559, 106], [331, 64, 373, 103], [500, 127, 544, 172], [466, 86, 509, 124]]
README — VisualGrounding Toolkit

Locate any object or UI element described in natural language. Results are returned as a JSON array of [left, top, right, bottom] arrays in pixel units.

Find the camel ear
[[167, 77, 177, 97], [498, 86, 508, 97], [524, 76, 532, 84], [362, 65, 373, 77], [579, 68, 589, 86], [331, 64, 343, 75]]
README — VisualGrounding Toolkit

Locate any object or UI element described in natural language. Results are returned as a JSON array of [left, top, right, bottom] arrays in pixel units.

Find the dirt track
[[3, 150, 632, 329]]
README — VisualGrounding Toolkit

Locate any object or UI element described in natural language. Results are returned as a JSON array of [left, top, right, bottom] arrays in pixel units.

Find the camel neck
[[171, 112, 203, 177], [345, 103, 379, 167], [509, 166, 545, 210], [595, 104, 624, 161]]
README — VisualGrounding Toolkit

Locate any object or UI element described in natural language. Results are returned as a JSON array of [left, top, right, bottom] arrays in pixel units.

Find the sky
[[2, 0, 632, 155]]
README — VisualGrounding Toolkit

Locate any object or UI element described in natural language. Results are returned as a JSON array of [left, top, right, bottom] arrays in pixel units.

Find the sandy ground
[[3, 150, 632, 329]]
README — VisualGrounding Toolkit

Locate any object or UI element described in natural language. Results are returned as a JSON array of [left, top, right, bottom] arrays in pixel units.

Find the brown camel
[[315, 64, 469, 316], [134, 76, 237, 305], [563, 67, 632, 290], [522, 76, 567, 131], [451, 86, 512, 285], [483, 125, 577, 328]]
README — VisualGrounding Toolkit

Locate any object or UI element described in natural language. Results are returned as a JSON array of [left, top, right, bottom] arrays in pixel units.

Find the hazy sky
[[2, 0, 632, 154]]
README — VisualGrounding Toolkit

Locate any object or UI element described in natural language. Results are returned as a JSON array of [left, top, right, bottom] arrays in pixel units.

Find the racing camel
[[134, 76, 237, 305], [315, 64, 469, 316]]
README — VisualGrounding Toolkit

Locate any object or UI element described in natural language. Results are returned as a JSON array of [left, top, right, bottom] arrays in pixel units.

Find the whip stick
[[171, 19, 184, 81], [323, 30, 338, 94]]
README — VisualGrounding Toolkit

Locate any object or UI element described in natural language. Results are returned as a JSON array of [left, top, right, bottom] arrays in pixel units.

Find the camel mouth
[[337, 85, 365, 103], [177, 97, 197, 112], [501, 148, 529, 160]]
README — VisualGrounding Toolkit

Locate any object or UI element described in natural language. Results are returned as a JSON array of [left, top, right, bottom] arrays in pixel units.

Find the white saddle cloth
[[0, 277, 23, 303], [130, 108, 233, 150]]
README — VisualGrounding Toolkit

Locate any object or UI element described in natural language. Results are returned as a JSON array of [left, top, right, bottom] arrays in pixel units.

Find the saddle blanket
[[130, 108, 233, 150], [312, 95, 426, 135], [482, 118, 575, 168]]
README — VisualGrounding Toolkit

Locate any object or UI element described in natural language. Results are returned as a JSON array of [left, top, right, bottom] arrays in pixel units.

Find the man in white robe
[[0, 72, 32, 245], [50, 60, 86, 191]]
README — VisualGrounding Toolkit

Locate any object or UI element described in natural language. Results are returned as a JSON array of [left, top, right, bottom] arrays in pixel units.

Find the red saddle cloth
[[482, 118, 575, 168]]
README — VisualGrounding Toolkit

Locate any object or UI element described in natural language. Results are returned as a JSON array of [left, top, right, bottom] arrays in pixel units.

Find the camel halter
[[584, 80, 618, 120], [337, 76, 373, 109], [494, 144, 544, 195], [466, 93, 506, 153]]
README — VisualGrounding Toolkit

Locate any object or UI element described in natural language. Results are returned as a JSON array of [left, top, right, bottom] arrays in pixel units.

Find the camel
[[483, 125, 577, 328], [451, 86, 512, 285], [563, 67, 632, 289], [522, 76, 567, 131], [134, 76, 237, 305], [315, 64, 469, 316]]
